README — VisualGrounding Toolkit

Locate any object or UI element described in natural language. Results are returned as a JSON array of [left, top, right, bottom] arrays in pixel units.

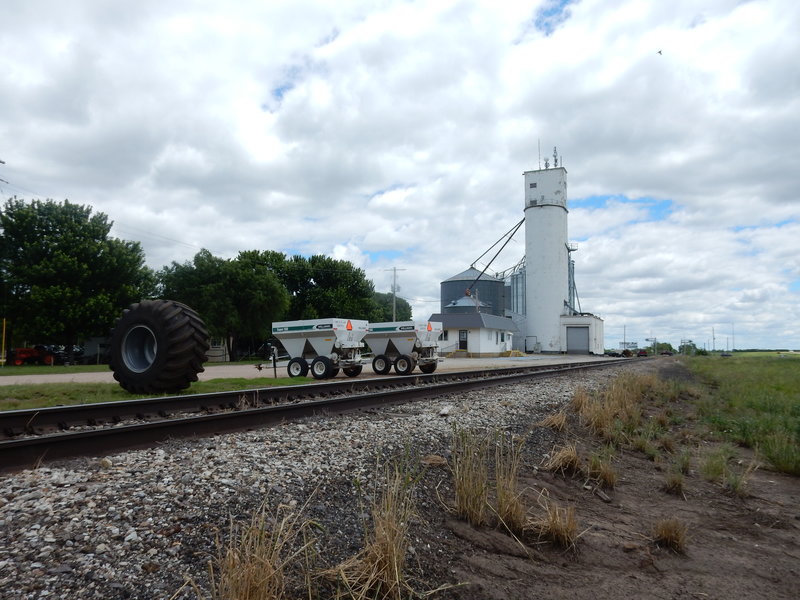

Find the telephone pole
[[384, 267, 406, 321]]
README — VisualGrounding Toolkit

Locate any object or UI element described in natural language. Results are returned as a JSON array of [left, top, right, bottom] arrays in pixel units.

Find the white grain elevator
[[523, 166, 569, 352]]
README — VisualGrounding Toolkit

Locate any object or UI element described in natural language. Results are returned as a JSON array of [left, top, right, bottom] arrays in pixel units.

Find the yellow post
[[1, 318, 6, 367]]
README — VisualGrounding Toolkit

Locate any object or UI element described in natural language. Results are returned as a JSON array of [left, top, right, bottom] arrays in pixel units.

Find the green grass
[[0, 364, 110, 376], [0, 376, 311, 411], [0, 359, 272, 377], [685, 353, 800, 475]]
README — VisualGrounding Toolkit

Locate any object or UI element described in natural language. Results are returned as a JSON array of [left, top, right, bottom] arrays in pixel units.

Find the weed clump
[[653, 517, 688, 553], [539, 411, 568, 432], [701, 444, 736, 481], [722, 460, 758, 498], [209, 500, 317, 600], [326, 461, 418, 600], [662, 471, 685, 496], [760, 431, 800, 476], [450, 425, 490, 526], [543, 443, 582, 476], [587, 447, 617, 489], [526, 493, 578, 550], [494, 431, 527, 535]]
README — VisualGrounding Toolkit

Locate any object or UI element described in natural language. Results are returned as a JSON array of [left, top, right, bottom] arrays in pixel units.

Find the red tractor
[[7, 345, 57, 366]]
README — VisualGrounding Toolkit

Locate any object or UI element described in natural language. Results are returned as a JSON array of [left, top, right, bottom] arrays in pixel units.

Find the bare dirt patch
[[403, 361, 800, 599]]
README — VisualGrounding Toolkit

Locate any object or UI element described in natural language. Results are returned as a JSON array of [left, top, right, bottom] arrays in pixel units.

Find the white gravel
[[0, 362, 644, 599]]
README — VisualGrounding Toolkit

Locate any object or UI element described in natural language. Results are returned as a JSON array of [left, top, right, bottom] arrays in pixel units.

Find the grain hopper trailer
[[272, 318, 368, 379], [364, 321, 443, 375]]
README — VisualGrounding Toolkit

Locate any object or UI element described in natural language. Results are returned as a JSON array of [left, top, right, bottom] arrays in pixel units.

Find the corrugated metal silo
[[440, 267, 505, 316]]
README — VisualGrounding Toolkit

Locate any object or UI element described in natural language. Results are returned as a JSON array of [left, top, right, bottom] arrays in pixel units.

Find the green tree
[[158, 249, 289, 359], [265, 253, 376, 321], [0, 198, 154, 354], [371, 291, 412, 322]]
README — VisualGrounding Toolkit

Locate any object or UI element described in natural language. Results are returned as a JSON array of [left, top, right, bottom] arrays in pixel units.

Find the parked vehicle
[[7, 345, 56, 366], [637, 349, 648, 357]]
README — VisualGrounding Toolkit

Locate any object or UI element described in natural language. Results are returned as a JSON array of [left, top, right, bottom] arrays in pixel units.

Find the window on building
[[529, 182, 537, 188], [501, 332, 505, 342], [442, 330, 448, 341], [495, 331, 499, 343]]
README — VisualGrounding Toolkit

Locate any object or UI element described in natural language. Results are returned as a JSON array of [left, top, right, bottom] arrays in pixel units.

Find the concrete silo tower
[[523, 164, 569, 352]]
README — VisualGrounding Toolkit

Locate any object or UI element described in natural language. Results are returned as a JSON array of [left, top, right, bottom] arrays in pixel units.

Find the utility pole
[[384, 267, 406, 321]]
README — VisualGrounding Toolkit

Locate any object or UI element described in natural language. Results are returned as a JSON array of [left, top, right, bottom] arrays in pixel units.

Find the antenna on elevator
[[538, 138, 541, 170], [553, 146, 558, 168]]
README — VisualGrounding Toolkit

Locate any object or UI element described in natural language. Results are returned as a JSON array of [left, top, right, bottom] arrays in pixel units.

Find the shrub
[[653, 518, 688, 553]]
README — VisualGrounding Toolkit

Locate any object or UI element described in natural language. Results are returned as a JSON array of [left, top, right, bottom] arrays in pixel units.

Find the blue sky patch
[[571, 195, 674, 223], [368, 183, 409, 200], [534, 0, 576, 36], [789, 279, 800, 293], [366, 249, 405, 262]]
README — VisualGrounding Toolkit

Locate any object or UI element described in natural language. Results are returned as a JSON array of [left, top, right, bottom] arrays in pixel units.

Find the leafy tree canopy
[[264, 253, 377, 321], [0, 198, 154, 347], [371, 291, 412, 322], [158, 249, 289, 358]]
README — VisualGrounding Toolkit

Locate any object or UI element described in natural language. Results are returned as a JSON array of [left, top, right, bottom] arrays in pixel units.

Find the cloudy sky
[[2, 0, 798, 350]]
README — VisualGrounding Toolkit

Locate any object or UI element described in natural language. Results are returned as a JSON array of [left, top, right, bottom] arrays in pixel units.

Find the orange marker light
[[346, 320, 353, 331], [427, 322, 432, 331]]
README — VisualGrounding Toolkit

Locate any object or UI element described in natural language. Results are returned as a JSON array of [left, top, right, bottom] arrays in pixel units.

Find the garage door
[[566, 326, 589, 354]]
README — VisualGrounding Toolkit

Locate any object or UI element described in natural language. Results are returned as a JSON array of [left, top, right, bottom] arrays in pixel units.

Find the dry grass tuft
[[494, 431, 527, 535], [543, 443, 582, 476], [653, 517, 688, 553], [539, 411, 568, 432], [675, 448, 692, 474], [658, 435, 676, 454], [209, 500, 317, 600], [574, 373, 671, 442], [587, 449, 617, 489], [701, 444, 736, 482], [326, 462, 416, 600], [569, 387, 591, 414], [526, 492, 578, 549], [723, 459, 758, 498], [450, 425, 490, 526], [662, 471, 685, 496]]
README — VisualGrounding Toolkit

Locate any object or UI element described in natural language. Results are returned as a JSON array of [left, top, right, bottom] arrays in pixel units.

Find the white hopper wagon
[[365, 321, 443, 375], [272, 318, 368, 379]]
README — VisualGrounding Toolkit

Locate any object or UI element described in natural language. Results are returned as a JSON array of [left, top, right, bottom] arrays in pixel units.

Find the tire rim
[[313, 361, 326, 376], [121, 325, 157, 373], [289, 361, 303, 377], [375, 358, 386, 372], [396, 358, 409, 373]]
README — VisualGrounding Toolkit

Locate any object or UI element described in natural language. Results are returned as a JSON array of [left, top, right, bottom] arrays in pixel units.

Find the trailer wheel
[[310, 356, 333, 379], [343, 365, 363, 377], [287, 358, 308, 377], [394, 354, 415, 376], [372, 355, 391, 375], [109, 299, 209, 394], [419, 362, 437, 374]]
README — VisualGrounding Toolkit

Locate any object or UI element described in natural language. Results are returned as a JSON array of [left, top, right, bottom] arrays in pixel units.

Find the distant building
[[432, 160, 604, 355], [429, 312, 517, 357]]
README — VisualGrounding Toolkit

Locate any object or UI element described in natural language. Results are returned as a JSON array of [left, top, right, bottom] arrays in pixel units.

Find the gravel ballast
[[1, 363, 645, 598]]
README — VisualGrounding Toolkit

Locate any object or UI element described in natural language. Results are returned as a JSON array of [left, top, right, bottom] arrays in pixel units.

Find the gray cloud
[[1, 0, 797, 350]]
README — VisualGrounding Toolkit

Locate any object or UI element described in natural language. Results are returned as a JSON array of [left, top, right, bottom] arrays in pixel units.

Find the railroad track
[[0, 359, 630, 472]]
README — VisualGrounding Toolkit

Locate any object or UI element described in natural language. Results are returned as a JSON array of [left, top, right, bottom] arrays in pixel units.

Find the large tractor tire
[[109, 300, 209, 394]]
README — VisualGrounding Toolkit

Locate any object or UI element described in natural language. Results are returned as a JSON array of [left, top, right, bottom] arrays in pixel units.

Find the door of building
[[458, 330, 468, 351], [566, 326, 590, 354]]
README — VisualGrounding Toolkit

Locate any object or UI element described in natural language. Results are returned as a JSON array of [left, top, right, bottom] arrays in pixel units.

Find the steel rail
[[0, 359, 630, 472], [0, 360, 627, 437]]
